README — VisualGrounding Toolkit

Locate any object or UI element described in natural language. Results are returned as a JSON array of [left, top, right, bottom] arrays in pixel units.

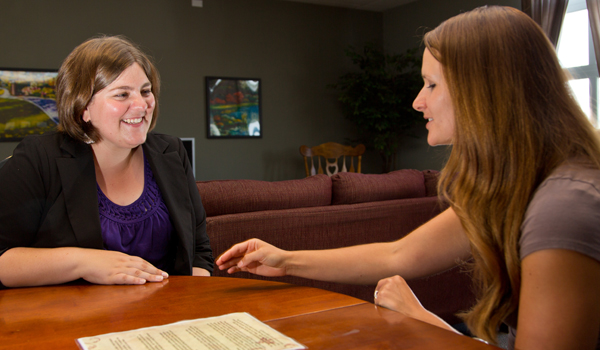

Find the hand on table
[[374, 275, 426, 319], [216, 238, 288, 277], [375, 275, 460, 333], [77, 249, 168, 285]]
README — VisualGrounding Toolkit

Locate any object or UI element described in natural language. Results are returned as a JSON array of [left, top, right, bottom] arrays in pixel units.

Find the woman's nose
[[130, 94, 148, 110], [413, 90, 425, 112]]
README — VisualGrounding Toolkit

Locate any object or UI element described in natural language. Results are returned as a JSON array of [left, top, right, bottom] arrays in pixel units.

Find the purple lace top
[[97, 155, 174, 270]]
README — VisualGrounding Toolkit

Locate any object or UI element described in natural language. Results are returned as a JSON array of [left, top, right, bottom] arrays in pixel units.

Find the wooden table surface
[[0, 276, 500, 349]]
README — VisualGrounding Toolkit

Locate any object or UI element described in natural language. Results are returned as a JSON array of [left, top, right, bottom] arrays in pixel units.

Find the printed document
[[76, 312, 306, 350]]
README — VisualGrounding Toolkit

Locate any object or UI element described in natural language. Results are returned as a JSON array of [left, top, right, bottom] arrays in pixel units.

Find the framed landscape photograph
[[205, 76, 262, 138], [0, 68, 59, 142]]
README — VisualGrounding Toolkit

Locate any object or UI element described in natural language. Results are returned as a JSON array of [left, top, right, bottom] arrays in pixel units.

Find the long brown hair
[[56, 35, 160, 143], [424, 6, 600, 343]]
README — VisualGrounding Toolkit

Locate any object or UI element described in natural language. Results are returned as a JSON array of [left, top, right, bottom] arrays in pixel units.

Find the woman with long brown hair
[[217, 6, 600, 349]]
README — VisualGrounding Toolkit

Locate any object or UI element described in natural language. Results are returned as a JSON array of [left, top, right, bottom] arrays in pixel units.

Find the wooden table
[[1, 276, 500, 349]]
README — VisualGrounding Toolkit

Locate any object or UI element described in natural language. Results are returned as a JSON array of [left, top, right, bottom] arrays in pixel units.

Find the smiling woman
[[0, 36, 214, 289], [215, 6, 600, 350], [412, 49, 455, 146], [56, 36, 161, 145], [83, 64, 155, 152]]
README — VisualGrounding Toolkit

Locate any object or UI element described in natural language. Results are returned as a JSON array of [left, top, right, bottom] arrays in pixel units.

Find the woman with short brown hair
[[0, 36, 213, 288], [57, 36, 161, 143]]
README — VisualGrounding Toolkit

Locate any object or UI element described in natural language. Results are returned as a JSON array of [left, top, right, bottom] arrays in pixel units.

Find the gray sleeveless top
[[507, 161, 600, 349]]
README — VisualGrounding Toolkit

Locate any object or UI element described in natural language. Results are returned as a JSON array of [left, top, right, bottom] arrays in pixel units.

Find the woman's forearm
[[414, 309, 463, 334], [284, 242, 400, 285], [0, 247, 168, 287], [0, 247, 85, 287], [284, 208, 471, 285]]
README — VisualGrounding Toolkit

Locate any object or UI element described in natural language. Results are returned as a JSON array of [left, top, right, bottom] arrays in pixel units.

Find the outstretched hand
[[216, 238, 289, 277], [77, 249, 168, 285]]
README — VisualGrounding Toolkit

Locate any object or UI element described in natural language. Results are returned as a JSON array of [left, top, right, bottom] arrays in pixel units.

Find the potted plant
[[330, 43, 424, 173]]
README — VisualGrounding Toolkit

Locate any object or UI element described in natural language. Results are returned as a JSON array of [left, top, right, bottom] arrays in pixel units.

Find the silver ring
[[374, 290, 378, 299]]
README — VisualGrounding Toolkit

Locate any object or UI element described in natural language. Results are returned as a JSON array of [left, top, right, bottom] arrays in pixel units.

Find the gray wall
[[0, 0, 381, 180], [0, 0, 522, 180]]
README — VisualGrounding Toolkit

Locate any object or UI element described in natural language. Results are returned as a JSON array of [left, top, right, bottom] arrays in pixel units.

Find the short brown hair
[[56, 35, 160, 143]]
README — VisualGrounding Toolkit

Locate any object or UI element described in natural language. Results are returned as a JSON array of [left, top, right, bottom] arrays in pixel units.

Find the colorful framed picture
[[206, 76, 262, 138], [0, 68, 59, 142]]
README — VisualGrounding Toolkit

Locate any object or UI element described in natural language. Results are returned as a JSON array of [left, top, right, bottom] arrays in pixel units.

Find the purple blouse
[[97, 155, 174, 270]]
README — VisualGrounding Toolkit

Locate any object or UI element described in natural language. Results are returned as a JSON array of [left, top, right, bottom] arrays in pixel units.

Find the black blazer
[[0, 131, 213, 281]]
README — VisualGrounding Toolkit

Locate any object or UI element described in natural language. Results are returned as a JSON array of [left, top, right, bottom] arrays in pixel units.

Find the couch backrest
[[330, 169, 428, 205], [197, 169, 439, 217], [196, 174, 332, 216]]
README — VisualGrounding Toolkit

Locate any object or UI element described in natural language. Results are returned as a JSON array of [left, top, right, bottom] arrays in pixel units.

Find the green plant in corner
[[330, 43, 424, 173]]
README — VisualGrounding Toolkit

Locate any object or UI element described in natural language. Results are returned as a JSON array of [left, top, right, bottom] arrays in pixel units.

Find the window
[[557, 0, 599, 124]]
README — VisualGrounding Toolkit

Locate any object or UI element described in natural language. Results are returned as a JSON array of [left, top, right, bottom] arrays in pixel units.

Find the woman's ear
[[82, 108, 91, 123]]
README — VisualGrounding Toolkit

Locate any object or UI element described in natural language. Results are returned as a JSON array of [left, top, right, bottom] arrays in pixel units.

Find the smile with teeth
[[428, 118, 433, 121], [122, 117, 144, 124]]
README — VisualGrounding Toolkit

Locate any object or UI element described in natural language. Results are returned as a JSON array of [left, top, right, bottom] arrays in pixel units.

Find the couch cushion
[[196, 174, 332, 216], [331, 169, 426, 205]]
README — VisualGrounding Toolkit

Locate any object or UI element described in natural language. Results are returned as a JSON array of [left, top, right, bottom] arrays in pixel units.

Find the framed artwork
[[206, 76, 262, 138], [0, 68, 59, 142]]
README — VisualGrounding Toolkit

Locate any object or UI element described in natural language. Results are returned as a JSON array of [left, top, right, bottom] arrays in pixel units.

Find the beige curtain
[[522, 0, 569, 46], [588, 0, 600, 74]]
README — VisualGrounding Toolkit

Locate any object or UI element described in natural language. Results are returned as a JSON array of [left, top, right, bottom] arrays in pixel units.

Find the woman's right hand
[[0, 247, 168, 287], [216, 239, 289, 277], [75, 249, 168, 285]]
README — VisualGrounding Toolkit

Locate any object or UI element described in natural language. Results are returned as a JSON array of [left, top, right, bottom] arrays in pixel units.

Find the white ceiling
[[277, 0, 419, 12]]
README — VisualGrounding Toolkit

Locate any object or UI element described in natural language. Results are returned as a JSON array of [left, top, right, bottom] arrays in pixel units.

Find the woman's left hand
[[374, 275, 425, 319], [375, 275, 462, 334]]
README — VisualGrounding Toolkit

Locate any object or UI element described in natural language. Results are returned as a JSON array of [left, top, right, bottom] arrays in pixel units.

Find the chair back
[[299, 142, 365, 177]]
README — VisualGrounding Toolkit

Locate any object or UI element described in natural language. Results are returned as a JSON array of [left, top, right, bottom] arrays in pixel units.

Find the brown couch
[[196, 169, 475, 325]]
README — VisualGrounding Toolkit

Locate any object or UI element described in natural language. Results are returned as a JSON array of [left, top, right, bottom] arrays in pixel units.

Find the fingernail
[[162, 272, 169, 278]]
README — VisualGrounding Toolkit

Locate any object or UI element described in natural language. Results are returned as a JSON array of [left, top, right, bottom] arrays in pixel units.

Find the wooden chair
[[300, 142, 365, 177]]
